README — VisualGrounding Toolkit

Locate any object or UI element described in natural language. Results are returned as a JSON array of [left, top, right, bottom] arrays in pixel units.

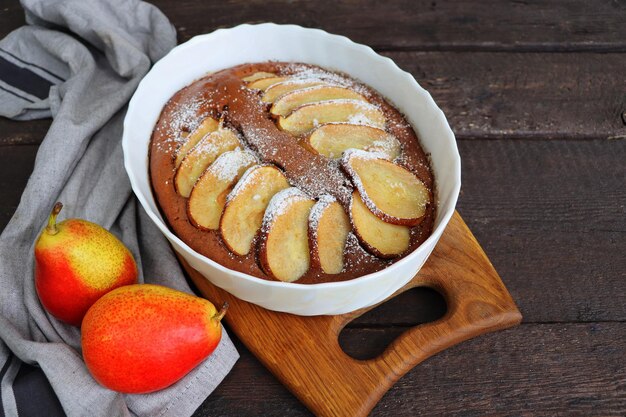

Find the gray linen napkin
[[0, 0, 239, 416]]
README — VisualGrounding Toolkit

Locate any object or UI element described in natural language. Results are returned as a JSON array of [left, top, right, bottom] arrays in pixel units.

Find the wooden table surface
[[1, 1, 625, 416]]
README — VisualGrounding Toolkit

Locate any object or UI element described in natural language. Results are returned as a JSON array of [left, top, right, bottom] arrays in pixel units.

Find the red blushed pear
[[34, 202, 138, 326], [81, 284, 227, 394]]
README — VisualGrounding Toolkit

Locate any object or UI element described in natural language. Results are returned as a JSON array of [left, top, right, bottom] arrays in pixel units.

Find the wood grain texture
[[3, 0, 625, 144], [196, 323, 626, 416], [3, 0, 626, 51], [185, 212, 522, 417], [458, 139, 626, 323], [388, 51, 626, 139], [0, 3, 25, 39], [0, 119, 51, 146], [0, 145, 37, 230], [366, 322, 626, 416], [144, 0, 626, 51]]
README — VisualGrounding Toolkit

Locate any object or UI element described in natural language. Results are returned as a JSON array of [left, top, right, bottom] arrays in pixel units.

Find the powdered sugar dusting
[[341, 149, 392, 215], [287, 157, 352, 204], [342, 148, 391, 164], [170, 98, 203, 132], [280, 83, 347, 96], [282, 64, 369, 95], [268, 78, 326, 88], [192, 132, 221, 154], [243, 120, 353, 202], [318, 98, 379, 109], [208, 148, 258, 181], [347, 114, 370, 126], [155, 98, 205, 154], [296, 98, 382, 115], [308, 194, 337, 232], [242, 125, 279, 157], [342, 232, 381, 268], [226, 165, 259, 203], [371, 137, 400, 158], [261, 187, 310, 231]]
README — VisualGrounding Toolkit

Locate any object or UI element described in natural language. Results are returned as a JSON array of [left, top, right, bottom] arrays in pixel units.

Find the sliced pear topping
[[307, 123, 401, 160], [261, 80, 327, 103], [343, 150, 429, 226], [174, 126, 241, 198], [270, 86, 367, 116], [278, 100, 385, 136], [242, 72, 276, 82], [259, 188, 315, 282], [350, 191, 410, 258], [187, 149, 258, 231], [309, 196, 351, 274], [246, 76, 289, 91], [174, 117, 219, 168], [220, 165, 290, 256]]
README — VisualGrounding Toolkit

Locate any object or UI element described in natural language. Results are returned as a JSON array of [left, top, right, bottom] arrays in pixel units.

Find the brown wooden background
[[1, 1, 625, 415]]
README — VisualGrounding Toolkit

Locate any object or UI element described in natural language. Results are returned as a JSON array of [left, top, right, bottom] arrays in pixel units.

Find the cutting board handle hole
[[338, 287, 447, 360]]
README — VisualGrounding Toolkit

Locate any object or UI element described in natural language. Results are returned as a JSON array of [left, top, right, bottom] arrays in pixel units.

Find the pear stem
[[46, 202, 63, 235], [213, 302, 229, 322]]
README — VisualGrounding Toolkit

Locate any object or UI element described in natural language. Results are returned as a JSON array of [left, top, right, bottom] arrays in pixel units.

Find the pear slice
[[174, 127, 241, 198], [278, 100, 385, 136], [187, 149, 258, 231], [242, 72, 276, 82], [246, 76, 289, 91], [220, 165, 290, 256], [261, 80, 327, 103], [259, 188, 315, 282], [174, 117, 219, 168], [343, 150, 429, 226], [307, 123, 401, 160], [308, 196, 351, 274], [350, 191, 410, 258], [270, 86, 367, 116]]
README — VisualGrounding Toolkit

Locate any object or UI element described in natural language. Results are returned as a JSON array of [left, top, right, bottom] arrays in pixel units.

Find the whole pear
[[34, 202, 138, 326], [81, 284, 227, 393]]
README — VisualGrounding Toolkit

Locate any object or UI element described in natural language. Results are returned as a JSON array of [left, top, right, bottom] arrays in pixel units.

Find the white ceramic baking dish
[[122, 23, 461, 315]]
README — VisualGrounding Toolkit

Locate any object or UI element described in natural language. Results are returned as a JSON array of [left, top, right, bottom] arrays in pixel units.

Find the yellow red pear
[[34, 202, 138, 326], [81, 284, 227, 393]]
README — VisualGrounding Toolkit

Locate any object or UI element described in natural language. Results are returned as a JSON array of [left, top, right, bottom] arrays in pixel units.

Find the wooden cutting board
[[181, 211, 522, 417]]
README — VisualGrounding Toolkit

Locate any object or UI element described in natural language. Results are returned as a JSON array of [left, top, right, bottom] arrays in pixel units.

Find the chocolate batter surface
[[149, 62, 435, 284]]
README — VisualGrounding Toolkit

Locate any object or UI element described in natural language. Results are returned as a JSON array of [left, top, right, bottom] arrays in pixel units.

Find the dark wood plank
[[197, 323, 626, 416], [0, 1, 25, 39], [457, 139, 626, 323], [458, 139, 626, 236], [3, 0, 626, 51], [1, 51, 625, 146], [0, 145, 37, 230], [0, 119, 51, 146], [149, 0, 626, 52], [369, 322, 626, 416], [388, 51, 626, 140], [1, 139, 624, 323], [196, 338, 312, 416]]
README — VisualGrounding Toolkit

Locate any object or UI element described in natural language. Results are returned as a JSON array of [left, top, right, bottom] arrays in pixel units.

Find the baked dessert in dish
[[149, 62, 435, 284]]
